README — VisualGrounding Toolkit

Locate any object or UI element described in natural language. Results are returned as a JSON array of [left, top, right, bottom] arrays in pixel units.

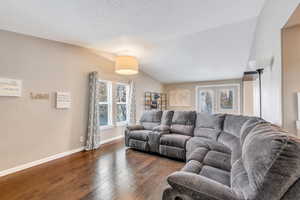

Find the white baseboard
[[0, 135, 124, 178], [0, 147, 84, 177], [100, 135, 124, 145], [0, 135, 125, 178]]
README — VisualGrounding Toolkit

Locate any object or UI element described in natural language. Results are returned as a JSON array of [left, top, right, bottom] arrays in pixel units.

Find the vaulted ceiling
[[0, 0, 266, 83]]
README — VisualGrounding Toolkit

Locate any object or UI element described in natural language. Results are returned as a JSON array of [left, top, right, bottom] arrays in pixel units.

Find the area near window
[[98, 80, 112, 129], [116, 83, 129, 126], [98, 80, 129, 129]]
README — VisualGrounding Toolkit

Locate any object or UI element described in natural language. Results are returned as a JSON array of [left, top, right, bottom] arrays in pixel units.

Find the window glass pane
[[116, 104, 127, 122], [99, 104, 108, 126], [116, 84, 126, 103], [99, 82, 107, 102]]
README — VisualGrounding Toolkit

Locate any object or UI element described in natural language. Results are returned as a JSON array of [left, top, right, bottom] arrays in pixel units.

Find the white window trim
[[98, 80, 113, 130], [115, 82, 130, 126], [100, 125, 114, 130]]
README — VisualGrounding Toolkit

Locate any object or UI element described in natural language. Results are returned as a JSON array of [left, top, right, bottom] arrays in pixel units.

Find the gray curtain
[[128, 80, 137, 125], [85, 72, 101, 150]]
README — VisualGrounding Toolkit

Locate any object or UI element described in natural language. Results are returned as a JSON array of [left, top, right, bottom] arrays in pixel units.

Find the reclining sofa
[[125, 110, 300, 200]]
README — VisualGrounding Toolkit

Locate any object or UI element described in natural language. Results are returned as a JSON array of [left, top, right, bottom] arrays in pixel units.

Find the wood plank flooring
[[0, 140, 184, 200]]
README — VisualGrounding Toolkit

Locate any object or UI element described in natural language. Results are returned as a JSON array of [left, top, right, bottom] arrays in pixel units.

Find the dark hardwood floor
[[0, 140, 184, 200]]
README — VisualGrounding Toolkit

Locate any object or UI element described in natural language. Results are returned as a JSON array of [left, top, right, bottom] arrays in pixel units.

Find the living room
[[0, 1, 300, 200]]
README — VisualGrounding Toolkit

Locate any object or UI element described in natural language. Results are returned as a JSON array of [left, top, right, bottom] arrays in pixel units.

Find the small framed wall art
[[56, 92, 72, 109], [0, 78, 22, 97]]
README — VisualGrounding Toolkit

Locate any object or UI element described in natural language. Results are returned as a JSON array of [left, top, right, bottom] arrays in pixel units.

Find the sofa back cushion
[[223, 115, 253, 137], [193, 113, 225, 140], [232, 122, 300, 200], [218, 115, 262, 153], [170, 111, 196, 136], [161, 110, 174, 126], [140, 110, 162, 130]]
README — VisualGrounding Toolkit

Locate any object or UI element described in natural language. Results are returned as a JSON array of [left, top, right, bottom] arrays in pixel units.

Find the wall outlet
[[80, 136, 84, 143]]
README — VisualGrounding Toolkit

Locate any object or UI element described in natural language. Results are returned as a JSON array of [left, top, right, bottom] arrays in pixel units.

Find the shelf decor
[[144, 92, 167, 111]]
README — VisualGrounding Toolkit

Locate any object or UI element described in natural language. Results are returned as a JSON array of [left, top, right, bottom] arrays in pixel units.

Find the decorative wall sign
[[196, 84, 240, 114], [56, 92, 71, 109], [0, 78, 22, 97], [169, 89, 192, 107], [30, 93, 50, 100]]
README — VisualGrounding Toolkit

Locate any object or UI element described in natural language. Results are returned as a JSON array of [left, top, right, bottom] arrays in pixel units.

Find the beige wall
[[163, 79, 243, 112], [282, 25, 300, 135], [243, 81, 255, 116], [249, 0, 300, 125], [0, 29, 162, 171]]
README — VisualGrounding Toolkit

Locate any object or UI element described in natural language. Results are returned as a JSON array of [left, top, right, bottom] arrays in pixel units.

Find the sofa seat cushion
[[129, 130, 151, 141], [141, 122, 160, 131], [166, 171, 239, 200], [186, 137, 231, 155], [187, 147, 231, 172], [160, 134, 191, 148], [181, 159, 203, 174], [159, 145, 186, 160], [187, 147, 209, 163], [200, 165, 231, 186], [204, 151, 231, 172], [182, 160, 231, 186], [128, 139, 149, 151]]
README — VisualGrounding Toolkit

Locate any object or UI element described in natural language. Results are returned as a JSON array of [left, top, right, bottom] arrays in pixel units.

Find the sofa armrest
[[153, 125, 170, 132], [148, 128, 170, 153], [167, 172, 239, 200], [126, 125, 144, 131]]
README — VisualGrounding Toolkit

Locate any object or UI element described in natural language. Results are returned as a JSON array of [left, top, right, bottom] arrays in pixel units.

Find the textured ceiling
[[0, 0, 266, 83]]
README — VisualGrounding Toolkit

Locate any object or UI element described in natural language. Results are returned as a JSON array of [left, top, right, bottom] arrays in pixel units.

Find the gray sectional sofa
[[125, 110, 300, 200]]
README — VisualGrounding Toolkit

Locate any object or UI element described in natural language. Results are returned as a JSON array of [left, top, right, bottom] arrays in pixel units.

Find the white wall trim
[[100, 135, 124, 145], [0, 135, 124, 178], [0, 147, 84, 177]]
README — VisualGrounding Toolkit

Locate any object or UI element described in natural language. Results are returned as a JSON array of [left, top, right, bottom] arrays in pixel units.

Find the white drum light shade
[[115, 56, 139, 75]]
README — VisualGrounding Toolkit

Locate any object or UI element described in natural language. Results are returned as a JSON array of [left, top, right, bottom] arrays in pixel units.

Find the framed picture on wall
[[217, 88, 237, 113], [169, 89, 192, 107], [196, 84, 240, 114], [198, 89, 215, 113]]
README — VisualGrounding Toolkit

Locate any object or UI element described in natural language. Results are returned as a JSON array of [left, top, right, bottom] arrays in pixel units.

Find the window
[[98, 80, 129, 129], [116, 83, 129, 124], [98, 80, 112, 127]]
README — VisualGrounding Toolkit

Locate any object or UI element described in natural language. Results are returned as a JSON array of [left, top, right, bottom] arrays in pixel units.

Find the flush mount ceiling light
[[115, 56, 139, 75]]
